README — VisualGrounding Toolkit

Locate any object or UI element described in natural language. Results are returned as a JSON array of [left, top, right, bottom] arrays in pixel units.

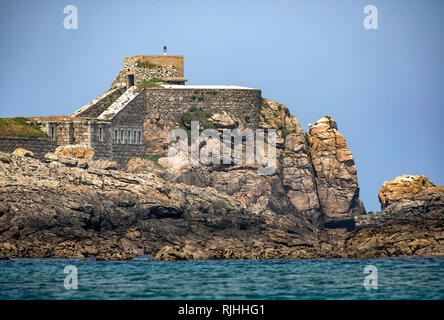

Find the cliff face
[[306, 116, 366, 229], [144, 99, 365, 230]]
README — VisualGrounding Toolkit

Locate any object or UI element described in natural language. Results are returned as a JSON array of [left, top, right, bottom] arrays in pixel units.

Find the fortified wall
[[0, 53, 262, 166], [0, 137, 57, 160], [145, 86, 262, 128]]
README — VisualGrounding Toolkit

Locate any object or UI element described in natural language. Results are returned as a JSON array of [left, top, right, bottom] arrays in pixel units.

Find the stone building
[[1, 54, 262, 166]]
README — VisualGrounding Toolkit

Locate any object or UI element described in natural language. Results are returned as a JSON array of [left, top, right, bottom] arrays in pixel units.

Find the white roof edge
[[159, 85, 259, 90], [97, 86, 141, 120]]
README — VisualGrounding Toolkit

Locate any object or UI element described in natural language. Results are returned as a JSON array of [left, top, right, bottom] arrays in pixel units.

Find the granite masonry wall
[[111, 56, 179, 88], [0, 137, 57, 160], [108, 89, 146, 165], [112, 143, 145, 167], [39, 121, 91, 146], [89, 122, 113, 160], [109, 90, 147, 127], [144, 88, 262, 128]]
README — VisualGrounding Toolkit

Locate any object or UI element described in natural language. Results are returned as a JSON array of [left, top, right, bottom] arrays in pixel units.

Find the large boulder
[[54, 145, 95, 160], [378, 174, 444, 209], [357, 175, 444, 227], [12, 148, 34, 158], [208, 111, 244, 129], [143, 117, 179, 156], [344, 175, 444, 258], [45, 145, 117, 170]]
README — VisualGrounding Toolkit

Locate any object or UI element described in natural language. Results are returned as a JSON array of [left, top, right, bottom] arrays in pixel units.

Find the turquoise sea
[[0, 257, 443, 300]]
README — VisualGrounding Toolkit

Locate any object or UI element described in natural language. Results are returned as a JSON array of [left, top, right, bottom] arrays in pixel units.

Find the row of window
[[113, 129, 143, 144], [45, 124, 142, 145]]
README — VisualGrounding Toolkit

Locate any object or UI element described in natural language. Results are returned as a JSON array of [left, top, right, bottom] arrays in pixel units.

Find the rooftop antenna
[[163, 46, 167, 55]]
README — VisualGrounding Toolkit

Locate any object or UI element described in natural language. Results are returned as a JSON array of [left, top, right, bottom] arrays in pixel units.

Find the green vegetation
[[205, 90, 218, 95], [0, 117, 48, 138], [261, 98, 271, 110], [190, 89, 218, 101], [261, 113, 269, 124], [136, 61, 161, 69], [191, 94, 204, 101], [139, 154, 166, 169], [179, 108, 217, 129], [280, 152, 295, 160], [135, 78, 165, 92], [278, 104, 283, 112], [177, 107, 219, 144], [280, 125, 292, 140], [155, 121, 165, 129]]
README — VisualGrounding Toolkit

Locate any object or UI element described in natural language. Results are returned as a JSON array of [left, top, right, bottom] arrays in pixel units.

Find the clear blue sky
[[0, 0, 443, 212]]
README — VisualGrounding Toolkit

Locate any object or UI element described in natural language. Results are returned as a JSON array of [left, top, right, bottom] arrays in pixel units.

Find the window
[[49, 125, 55, 140], [128, 130, 131, 144], [133, 131, 137, 144], [137, 131, 141, 144], [99, 127, 103, 141], [114, 130, 118, 142], [120, 130, 124, 143]]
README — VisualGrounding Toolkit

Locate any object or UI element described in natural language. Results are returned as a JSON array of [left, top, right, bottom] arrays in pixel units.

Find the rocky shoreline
[[0, 152, 442, 261], [0, 100, 443, 261]]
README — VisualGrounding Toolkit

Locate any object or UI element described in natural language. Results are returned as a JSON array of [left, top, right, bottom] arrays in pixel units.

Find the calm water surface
[[0, 257, 442, 299]]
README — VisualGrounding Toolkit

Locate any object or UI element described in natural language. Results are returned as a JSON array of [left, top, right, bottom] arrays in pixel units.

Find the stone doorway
[[127, 74, 135, 87]]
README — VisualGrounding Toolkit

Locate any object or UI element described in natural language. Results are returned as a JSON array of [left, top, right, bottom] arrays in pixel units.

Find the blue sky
[[0, 0, 443, 211]]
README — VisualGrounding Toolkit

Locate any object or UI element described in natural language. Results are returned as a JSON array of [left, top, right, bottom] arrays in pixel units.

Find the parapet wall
[[0, 137, 57, 160], [145, 87, 262, 128]]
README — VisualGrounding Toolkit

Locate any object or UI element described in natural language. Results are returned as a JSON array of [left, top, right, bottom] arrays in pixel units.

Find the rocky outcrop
[[0, 152, 317, 260], [379, 175, 444, 211], [306, 116, 365, 229], [208, 111, 244, 129], [143, 117, 179, 156], [345, 175, 444, 258], [356, 175, 444, 227], [341, 220, 444, 258], [1, 97, 442, 261], [169, 100, 323, 224], [143, 102, 364, 230], [0, 151, 442, 260]]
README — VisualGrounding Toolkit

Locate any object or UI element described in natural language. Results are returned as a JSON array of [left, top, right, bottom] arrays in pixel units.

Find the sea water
[[0, 257, 442, 300]]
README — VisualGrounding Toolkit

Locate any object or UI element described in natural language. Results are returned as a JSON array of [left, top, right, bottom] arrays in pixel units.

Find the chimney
[[163, 46, 167, 56]]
